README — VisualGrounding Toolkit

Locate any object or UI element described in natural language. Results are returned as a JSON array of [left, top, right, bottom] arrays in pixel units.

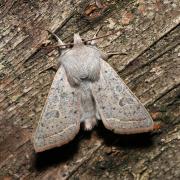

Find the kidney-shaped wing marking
[[33, 66, 81, 152], [92, 60, 154, 134]]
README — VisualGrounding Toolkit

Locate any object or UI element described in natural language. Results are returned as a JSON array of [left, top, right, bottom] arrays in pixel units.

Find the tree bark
[[0, 0, 179, 179]]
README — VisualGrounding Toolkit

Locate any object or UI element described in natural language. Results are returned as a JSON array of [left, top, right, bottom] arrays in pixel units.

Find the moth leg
[[101, 51, 127, 61]]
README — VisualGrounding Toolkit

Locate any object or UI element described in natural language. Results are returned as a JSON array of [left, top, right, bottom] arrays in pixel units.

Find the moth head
[[58, 33, 85, 49], [73, 33, 97, 47]]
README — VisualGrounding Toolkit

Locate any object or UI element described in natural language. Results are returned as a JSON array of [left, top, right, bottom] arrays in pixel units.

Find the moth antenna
[[84, 29, 122, 44], [47, 30, 65, 46], [46, 29, 122, 48], [91, 26, 103, 45]]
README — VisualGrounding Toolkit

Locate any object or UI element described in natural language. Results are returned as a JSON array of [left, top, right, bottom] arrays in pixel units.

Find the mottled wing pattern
[[33, 66, 81, 152], [92, 60, 154, 134]]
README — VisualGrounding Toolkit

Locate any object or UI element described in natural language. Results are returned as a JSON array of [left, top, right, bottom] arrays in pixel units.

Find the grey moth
[[33, 32, 154, 152]]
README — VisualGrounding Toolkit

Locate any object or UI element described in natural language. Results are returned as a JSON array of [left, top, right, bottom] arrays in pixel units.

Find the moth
[[33, 32, 154, 152]]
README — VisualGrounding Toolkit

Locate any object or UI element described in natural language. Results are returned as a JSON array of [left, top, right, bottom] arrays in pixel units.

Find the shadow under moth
[[33, 31, 155, 152]]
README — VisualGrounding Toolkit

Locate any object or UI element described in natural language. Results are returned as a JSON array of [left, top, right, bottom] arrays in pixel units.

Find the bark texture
[[0, 0, 180, 179]]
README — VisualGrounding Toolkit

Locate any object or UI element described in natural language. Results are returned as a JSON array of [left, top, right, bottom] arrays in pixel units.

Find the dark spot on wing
[[41, 123, 44, 127], [45, 110, 60, 119], [116, 85, 122, 92], [119, 99, 124, 106], [127, 97, 134, 104]]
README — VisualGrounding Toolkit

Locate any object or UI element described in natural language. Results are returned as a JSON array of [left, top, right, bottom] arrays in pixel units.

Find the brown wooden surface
[[0, 0, 180, 179]]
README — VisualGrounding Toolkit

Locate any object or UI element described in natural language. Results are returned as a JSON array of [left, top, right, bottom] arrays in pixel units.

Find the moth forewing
[[91, 60, 154, 134], [33, 66, 80, 152]]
